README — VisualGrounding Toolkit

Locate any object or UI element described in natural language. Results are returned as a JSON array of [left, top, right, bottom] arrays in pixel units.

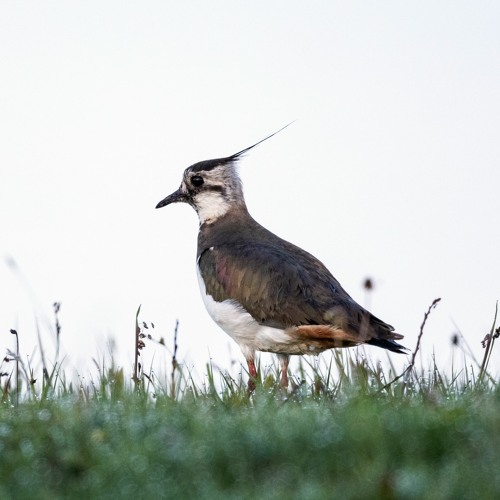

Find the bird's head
[[155, 155, 245, 224], [156, 124, 292, 225]]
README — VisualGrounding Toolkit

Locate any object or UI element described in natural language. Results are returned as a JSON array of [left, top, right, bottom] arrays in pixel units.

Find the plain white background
[[1, 2, 499, 383]]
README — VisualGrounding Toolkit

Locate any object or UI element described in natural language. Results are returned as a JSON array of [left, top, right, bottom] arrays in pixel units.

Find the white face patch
[[194, 190, 230, 224]]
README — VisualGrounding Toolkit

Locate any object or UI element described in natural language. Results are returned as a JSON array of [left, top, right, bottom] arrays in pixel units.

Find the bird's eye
[[191, 175, 204, 187]]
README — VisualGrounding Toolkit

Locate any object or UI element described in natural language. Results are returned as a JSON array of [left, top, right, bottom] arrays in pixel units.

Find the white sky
[[1, 2, 499, 383]]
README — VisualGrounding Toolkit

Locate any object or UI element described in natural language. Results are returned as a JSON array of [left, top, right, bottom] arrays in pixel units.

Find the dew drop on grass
[[0, 423, 11, 437], [37, 409, 51, 421], [20, 438, 34, 457]]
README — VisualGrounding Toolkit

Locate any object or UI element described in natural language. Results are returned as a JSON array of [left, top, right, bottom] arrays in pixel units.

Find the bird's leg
[[277, 354, 290, 389], [247, 357, 257, 393]]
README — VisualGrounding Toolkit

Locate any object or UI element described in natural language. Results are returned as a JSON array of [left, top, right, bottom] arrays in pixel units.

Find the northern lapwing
[[156, 129, 406, 391]]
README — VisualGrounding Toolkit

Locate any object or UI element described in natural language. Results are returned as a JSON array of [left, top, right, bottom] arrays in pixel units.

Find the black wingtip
[[367, 338, 409, 354]]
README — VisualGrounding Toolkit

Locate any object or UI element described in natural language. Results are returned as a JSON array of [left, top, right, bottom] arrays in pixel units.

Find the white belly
[[196, 266, 298, 355]]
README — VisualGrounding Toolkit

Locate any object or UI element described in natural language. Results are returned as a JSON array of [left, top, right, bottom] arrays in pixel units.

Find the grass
[[0, 300, 499, 499]]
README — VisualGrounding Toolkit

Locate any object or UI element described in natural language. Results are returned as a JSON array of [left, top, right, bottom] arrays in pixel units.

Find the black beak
[[155, 189, 189, 209]]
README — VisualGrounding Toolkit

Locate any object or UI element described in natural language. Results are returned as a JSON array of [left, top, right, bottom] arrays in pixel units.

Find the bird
[[156, 127, 406, 391]]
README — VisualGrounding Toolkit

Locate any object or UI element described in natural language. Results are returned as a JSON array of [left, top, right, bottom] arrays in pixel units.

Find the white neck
[[195, 191, 231, 224]]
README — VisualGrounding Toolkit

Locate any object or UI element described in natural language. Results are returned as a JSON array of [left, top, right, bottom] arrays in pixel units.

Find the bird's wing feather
[[198, 242, 369, 332]]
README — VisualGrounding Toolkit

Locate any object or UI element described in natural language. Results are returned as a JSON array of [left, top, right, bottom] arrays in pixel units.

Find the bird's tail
[[366, 337, 408, 354]]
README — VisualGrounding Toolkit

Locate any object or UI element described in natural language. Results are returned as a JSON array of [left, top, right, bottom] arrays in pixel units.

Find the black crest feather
[[190, 122, 293, 173]]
